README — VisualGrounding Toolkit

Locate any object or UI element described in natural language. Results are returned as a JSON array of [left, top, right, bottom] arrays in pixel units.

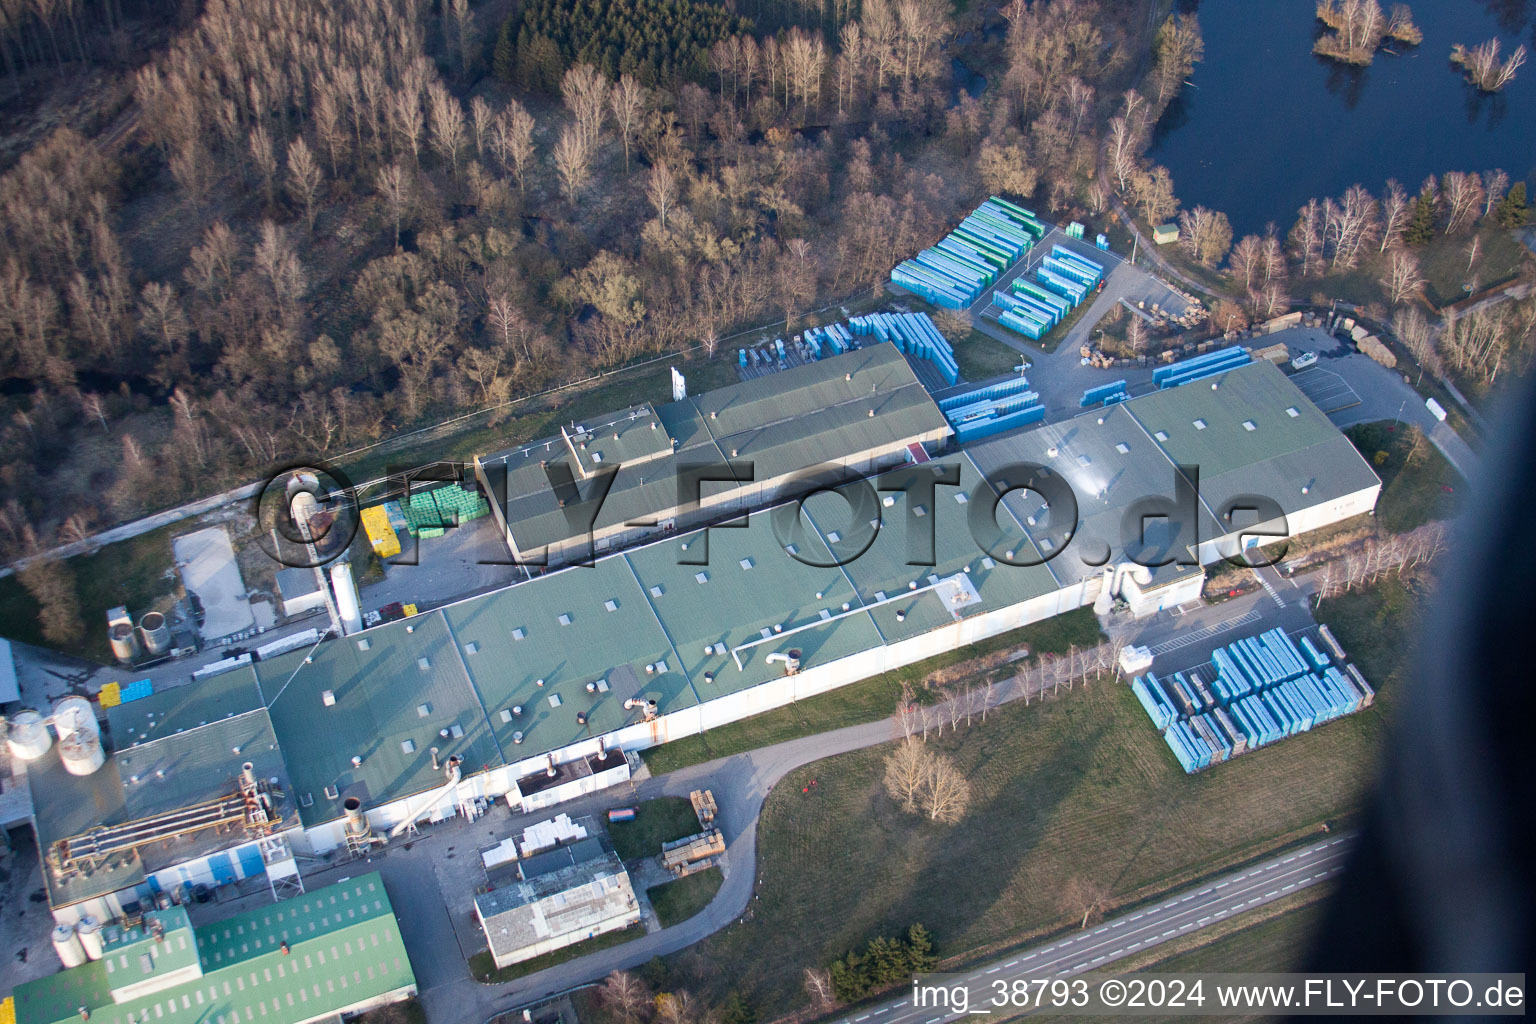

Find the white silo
[[7, 710, 53, 762], [76, 915, 105, 960], [330, 562, 363, 635], [139, 611, 171, 656], [51, 923, 86, 969], [52, 695, 100, 742], [109, 620, 141, 663], [59, 730, 107, 776]]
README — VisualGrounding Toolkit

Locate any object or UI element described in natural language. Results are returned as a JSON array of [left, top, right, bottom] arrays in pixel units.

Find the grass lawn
[[350, 997, 428, 1024], [658, 662, 1386, 1009], [642, 608, 1104, 775], [953, 328, 1028, 382], [0, 521, 181, 664], [1313, 225, 1526, 312], [607, 797, 703, 862], [468, 925, 645, 984], [1314, 570, 1424, 695], [647, 867, 725, 928], [1344, 420, 1463, 533]]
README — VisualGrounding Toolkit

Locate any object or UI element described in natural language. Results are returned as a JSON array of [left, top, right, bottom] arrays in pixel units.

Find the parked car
[[1290, 350, 1319, 370]]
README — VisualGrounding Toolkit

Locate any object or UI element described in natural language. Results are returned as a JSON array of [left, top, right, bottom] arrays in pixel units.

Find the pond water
[[1149, 0, 1536, 238]]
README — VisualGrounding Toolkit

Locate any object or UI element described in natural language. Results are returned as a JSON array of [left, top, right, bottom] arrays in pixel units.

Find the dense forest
[[0, 0, 1531, 614], [494, 0, 752, 89]]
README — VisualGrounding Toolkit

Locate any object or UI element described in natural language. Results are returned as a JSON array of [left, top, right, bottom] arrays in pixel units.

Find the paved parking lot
[[1290, 366, 1362, 415]]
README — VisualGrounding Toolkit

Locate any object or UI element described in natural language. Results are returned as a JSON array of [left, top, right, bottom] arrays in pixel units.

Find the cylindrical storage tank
[[76, 915, 105, 960], [7, 710, 53, 761], [290, 490, 320, 540], [59, 731, 106, 776], [52, 923, 86, 968], [330, 562, 363, 636], [109, 621, 141, 664], [139, 612, 171, 656], [52, 695, 100, 742]]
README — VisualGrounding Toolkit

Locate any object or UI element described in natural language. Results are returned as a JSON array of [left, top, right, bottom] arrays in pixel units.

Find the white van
[[1290, 351, 1319, 370]]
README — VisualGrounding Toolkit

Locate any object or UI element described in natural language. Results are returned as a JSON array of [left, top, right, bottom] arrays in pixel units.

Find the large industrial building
[[10, 350, 1378, 938], [474, 344, 953, 567], [11, 873, 416, 1024]]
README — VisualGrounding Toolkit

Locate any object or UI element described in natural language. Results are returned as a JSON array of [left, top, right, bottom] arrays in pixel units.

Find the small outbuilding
[[474, 842, 640, 968]]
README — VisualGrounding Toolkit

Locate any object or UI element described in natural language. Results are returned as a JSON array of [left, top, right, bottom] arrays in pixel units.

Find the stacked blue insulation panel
[[990, 243, 1104, 342], [890, 197, 1047, 309], [1153, 346, 1252, 389], [1080, 379, 1129, 407], [849, 312, 959, 385], [1131, 627, 1376, 774], [937, 374, 1043, 443]]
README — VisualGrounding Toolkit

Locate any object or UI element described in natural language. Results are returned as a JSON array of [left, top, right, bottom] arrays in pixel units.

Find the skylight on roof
[[1154, 430, 1169, 441], [1076, 454, 1092, 467], [650, 585, 664, 597], [954, 492, 968, 504], [416, 703, 432, 717], [1286, 406, 1300, 418], [1193, 419, 1207, 430], [416, 657, 430, 671], [827, 530, 841, 543], [511, 628, 525, 641], [695, 571, 709, 584], [604, 599, 618, 611], [558, 613, 572, 625], [1115, 442, 1130, 454], [1242, 420, 1257, 431], [739, 557, 754, 570]]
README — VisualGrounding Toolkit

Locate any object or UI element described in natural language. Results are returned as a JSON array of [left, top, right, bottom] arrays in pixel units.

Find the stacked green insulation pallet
[[397, 484, 490, 537]]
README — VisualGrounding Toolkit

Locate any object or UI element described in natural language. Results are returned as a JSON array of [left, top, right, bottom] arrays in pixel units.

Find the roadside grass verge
[[607, 797, 702, 862], [641, 608, 1104, 775], [1344, 420, 1463, 533], [648, 868, 725, 928]]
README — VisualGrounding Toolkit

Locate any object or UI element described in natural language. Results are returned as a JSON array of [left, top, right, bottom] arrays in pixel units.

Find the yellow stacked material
[[99, 681, 122, 708], [2, 994, 16, 1024], [402, 603, 418, 617], [360, 505, 401, 559]]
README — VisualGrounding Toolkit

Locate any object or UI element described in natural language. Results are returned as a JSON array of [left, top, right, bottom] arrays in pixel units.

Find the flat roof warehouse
[[24, 350, 1379, 918]]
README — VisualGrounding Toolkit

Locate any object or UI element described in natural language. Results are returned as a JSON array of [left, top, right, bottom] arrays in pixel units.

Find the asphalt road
[[824, 833, 1355, 1024]]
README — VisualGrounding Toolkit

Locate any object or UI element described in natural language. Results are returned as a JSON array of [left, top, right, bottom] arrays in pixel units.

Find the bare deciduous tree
[[285, 136, 323, 230], [1381, 247, 1423, 305], [491, 99, 536, 192], [599, 971, 650, 1024], [610, 74, 646, 173], [883, 737, 930, 812], [1059, 876, 1111, 930], [923, 750, 971, 823], [553, 126, 593, 206]]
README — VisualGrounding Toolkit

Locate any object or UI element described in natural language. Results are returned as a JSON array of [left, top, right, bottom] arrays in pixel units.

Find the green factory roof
[[105, 667, 265, 747], [831, 454, 1061, 642], [14, 873, 414, 1024], [477, 343, 950, 556], [257, 612, 503, 828], [441, 555, 696, 755]]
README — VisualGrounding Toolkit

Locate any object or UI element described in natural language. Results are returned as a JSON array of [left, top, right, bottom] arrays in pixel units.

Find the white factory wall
[[1194, 485, 1381, 566], [88, 484, 1377, 889]]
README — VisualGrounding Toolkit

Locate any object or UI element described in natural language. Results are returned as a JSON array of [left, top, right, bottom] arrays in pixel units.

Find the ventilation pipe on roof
[[546, 754, 557, 778], [765, 649, 802, 676], [430, 747, 440, 771]]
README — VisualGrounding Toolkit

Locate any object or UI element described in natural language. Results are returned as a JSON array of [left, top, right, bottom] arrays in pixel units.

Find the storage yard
[[890, 197, 1049, 310], [1132, 625, 1376, 773], [736, 312, 960, 389]]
